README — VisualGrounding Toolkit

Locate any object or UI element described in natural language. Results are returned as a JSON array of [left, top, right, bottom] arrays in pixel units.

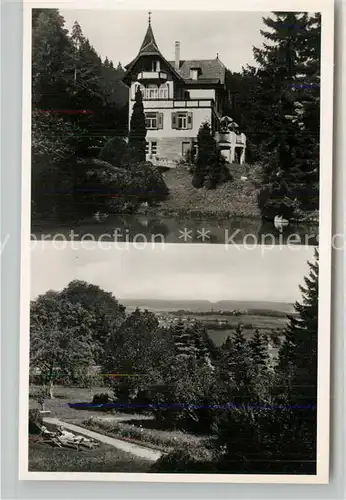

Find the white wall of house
[[128, 99, 212, 138], [188, 88, 215, 100]]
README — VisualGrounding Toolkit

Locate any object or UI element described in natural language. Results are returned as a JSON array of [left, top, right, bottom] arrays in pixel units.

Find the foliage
[[60, 280, 126, 363], [128, 87, 147, 163], [151, 446, 217, 473], [249, 329, 270, 370], [31, 10, 128, 222], [211, 252, 319, 474], [31, 386, 50, 410], [102, 309, 175, 405], [29, 409, 43, 435], [278, 249, 318, 405], [226, 13, 320, 218], [84, 416, 205, 452], [99, 136, 129, 166], [30, 291, 97, 396], [192, 122, 230, 189], [73, 159, 169, 216], [92, 393, 111, 405]]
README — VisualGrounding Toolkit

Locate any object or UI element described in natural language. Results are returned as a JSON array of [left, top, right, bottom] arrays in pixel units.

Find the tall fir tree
[[218, 324, 255, 402], [278, 249, 318, 404], [32, 9, 72, 109], [229, 13, 320, 217], [128, 87, 147, 164], [249, 329, 270, 370], [192, 122, 228, 189]]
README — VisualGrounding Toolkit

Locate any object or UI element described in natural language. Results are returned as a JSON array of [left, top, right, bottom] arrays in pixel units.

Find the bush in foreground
[[151, 446, 217, 473], [29, 409, 43, 435]]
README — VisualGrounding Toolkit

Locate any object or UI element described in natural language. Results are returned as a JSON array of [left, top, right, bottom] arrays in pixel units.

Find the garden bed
[[81, 416, 209, 454]]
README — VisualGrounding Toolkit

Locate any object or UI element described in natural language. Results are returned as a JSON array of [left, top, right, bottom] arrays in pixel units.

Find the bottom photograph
[[27, 242, 318, 476]]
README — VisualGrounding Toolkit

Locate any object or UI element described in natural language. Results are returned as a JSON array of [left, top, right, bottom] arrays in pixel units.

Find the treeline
[[226, 12, 321, 219], [32, 9, 168, 224], [30, 251, 319, 474], [169, 309, 291, 318]]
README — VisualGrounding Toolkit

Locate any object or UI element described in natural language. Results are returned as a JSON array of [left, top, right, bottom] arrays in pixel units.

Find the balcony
[[137, 71, 168, 82], [236, 134, 246, 145], [215, 131, 246, 146]]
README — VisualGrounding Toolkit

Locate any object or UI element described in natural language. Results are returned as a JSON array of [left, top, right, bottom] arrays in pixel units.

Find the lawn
[[82, 416, 207, 453], [154, 164, 262, 218], [29, 385, 149, 425], [29, 436, 151, 472], [29, 385, 210, 454]]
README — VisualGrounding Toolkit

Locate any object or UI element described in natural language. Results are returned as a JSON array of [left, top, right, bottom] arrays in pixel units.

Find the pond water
[[31, 215, 318, 246]]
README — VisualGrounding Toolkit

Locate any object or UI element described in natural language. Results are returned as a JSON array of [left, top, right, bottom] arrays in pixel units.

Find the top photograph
[[30, 9, 323, 245]]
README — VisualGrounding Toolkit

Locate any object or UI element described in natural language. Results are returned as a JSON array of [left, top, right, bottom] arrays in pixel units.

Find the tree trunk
[[49, 380, 55, 399]]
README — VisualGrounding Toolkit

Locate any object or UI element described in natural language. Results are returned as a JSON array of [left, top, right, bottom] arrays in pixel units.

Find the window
[[178, 113, 187, 129], [182, 142, 191, 156], [145, 112, 158, 129], [146, 84, 158, 99], [146, 141, 158, 157], [145, 112, 163, 130], [159, 83, 169, 99], [172, 111, 193, 130], [190, 68, 199, 80], [152, 60, 160, 72]]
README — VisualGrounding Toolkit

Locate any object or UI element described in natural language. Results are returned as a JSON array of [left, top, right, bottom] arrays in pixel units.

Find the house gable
[[124, 20, 184, 86]]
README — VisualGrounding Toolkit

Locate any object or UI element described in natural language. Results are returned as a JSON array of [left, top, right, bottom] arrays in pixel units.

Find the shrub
[[191, 173, 204, 189], [127, 162, 169, 204], [31, 386, 50, 410], [74, 159, 169, 214], [29, 409, 43, 435], [99, 136, 128, 167], [92, 393, 110, 405], [151, 446, 217, 473]]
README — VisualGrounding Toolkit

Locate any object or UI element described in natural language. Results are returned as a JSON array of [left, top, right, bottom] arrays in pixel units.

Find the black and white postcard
[[20, 0, 334, 483]]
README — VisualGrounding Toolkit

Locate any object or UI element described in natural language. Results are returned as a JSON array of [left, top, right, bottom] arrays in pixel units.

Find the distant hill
[[120, 299, 295, 314]]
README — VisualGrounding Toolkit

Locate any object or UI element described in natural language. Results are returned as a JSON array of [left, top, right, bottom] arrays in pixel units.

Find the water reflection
[[31, 215, 318, 246]]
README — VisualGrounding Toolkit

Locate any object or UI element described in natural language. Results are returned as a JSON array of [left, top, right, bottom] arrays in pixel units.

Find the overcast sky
[[30, 242, 314, 303], [59, 9, 270, 72]]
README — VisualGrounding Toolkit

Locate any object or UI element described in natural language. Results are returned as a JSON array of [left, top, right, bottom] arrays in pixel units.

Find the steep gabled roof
[[139, 23, 160, 55], [124, 20, 184, 82], [170, 59, 227, 84]]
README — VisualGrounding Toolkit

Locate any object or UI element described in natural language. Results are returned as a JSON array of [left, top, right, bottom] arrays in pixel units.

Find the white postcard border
[[19, 0, 334, 484]]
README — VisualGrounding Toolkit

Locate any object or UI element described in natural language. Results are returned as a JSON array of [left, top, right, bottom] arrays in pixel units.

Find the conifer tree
[[32, 9, 72, 108], [128, 87, 147, 164], [192, 122, 228, 189], [235, 12, 320, 217], [278, 249, 318, 404], [218, 324, 255, 402], [249, 329, 269, 370]]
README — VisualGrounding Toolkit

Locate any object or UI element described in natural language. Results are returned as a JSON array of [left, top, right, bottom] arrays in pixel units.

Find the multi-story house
[[123, 15, 246, 167]]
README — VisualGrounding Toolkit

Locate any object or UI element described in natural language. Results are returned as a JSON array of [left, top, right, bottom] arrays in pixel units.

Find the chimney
[[175, 41, 180, 71]]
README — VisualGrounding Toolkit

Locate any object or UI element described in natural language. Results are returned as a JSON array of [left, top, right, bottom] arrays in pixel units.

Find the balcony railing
[[215, 131, 246, 146], [137, 71, 168, 81]]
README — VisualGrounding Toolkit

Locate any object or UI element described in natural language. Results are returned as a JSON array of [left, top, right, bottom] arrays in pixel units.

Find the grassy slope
[[29, 438, 151, 472], [29, 386, 207, 453], [156, 164, 262, 218]]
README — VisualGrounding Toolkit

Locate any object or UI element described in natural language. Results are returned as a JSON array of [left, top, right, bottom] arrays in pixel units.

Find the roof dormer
[[190, 67, 201, 80]]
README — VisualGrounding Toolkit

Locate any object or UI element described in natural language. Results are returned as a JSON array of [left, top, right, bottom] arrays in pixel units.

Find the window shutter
[[158, 113, 164, 130], [172, 112, 177, 129], [187, 112, 193, 129]]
